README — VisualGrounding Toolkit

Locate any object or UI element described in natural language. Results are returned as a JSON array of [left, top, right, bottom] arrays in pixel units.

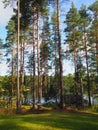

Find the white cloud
[[0, 1, 14, 26]]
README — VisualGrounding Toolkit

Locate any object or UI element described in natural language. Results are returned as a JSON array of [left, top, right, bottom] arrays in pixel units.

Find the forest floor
[[0, 106, 98, 130]]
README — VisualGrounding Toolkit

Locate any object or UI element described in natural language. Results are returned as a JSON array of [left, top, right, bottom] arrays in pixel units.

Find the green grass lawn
[[0, 110, 98, 130]]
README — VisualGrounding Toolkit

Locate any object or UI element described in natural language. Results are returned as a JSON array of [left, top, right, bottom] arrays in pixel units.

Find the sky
[[0, 0, 15, 44], [0, 0, 96, 76], [0, 0, 14, 75]]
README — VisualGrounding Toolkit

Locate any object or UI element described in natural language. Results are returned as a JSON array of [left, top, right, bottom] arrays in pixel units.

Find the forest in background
[[0, 0, 98, 113]]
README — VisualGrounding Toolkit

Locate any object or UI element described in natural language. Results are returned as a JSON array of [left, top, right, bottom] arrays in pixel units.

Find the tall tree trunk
[[95, 34, 98, 89], [41, 16, 49, 102], [16, 0, 21, 113], [20, 40, 24, 108], [32, 19, 36, 109], [80, 76, 84, 107], [74, 44, 78, 103], [57, 0, 64, 109], [44, 63, 48, 101], [74, 56, 78, 95], [95, 35, 98, 73], [37, 9, 42, 109], [11, 46, 14, 108], [84, 25, 91, 107], [21, 41, 25, 86], [79, 57, 84, 107], [73, 30, 78, 107], [54, 30, 59, 102]]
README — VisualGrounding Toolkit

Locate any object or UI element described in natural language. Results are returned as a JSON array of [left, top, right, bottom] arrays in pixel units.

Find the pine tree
[[51, 10, 60, 102], [5, 17, 17, 108], [64, 2, 81, 107], [40, 11, 50, 101], [89, 1, 98, 74], [79, 4, 92, 107]]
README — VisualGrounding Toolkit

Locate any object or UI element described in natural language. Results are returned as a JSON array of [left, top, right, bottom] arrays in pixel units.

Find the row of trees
[[0, 0, 98, 111], [2, 0, 65, 112], [64, 1, 98, 107]]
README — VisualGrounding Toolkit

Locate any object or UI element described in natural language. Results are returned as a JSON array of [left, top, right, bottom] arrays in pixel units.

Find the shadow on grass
[[0, 111, 98, 130]]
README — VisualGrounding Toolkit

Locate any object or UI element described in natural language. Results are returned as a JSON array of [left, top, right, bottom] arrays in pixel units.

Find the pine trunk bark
[[96, 35, 98, 73], [11, 46, 14, 108], [37, 9, 42, 109], [73, 30, 78, 107], [16, 0, 21, 113], [20, 40, 24, 108], [57, 0, 64, 109], [32, 20, 36, 109], [84, 25, 91, 107]]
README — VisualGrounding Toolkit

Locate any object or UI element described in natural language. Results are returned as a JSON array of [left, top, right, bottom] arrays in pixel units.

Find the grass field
[[0, 109, 98, 130]]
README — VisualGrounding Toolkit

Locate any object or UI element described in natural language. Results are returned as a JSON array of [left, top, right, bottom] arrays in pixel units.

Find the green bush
[[43, 102, 59, 109], [92, 105, 98, 113]]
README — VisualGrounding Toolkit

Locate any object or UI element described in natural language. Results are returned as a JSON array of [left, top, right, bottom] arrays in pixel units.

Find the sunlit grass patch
[[0, 111, 98, 130]]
